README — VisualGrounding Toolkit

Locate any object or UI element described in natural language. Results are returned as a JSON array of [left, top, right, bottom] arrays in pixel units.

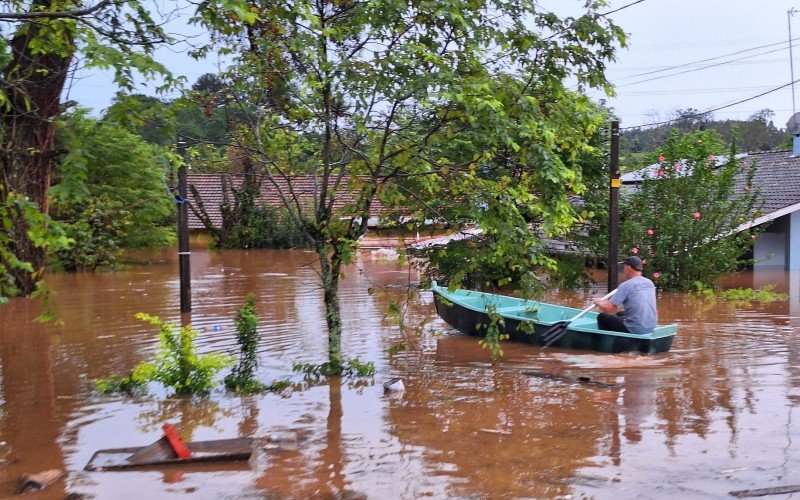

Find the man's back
[[612, 276, 657, 334]]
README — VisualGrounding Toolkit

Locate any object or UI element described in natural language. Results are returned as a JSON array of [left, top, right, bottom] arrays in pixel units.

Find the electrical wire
[[600, 0, 647, 17], [620, 78, 800, 130]]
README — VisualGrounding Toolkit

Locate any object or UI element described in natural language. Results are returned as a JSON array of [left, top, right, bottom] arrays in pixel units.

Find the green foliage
[[293, 357, 376, 379], [51, 197, 128, 272], [477, 306, 509, 360], [94, 373, 147, 396], [131, 313, 234, 396], [0, 189, 71, 303], [620, 130, 764, 290], [265, 379, 294, 393], [621, 108, 790, 156], [195, 0, 624, 366], [50, 109, 175, 270], [692, 282, 788, 303], [1, 1, 178, 294], [547, 255, 593, 290], [224, 294, 267, 393], [224, 205, 307, 250]]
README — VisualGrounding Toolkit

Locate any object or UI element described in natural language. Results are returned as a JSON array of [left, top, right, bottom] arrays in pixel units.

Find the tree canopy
[[192, 0, 626, 368]]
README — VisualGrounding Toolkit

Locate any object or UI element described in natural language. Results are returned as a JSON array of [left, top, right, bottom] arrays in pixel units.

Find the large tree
[[0, 0, 172, 295], [194, 0, 625, 372]]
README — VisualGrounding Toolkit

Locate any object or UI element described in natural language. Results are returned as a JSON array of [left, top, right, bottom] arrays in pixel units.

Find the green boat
[[431, 281, 677, 354]]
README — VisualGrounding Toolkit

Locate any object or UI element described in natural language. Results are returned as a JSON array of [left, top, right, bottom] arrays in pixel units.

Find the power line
[[615, 45, 791, 88], [620, 79, 800, 130], [611, 39, 796, 81], [600, 0, 647, 17]]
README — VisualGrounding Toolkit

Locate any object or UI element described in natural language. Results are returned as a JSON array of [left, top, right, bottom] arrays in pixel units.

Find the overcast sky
[[66, 0, 800, 131]]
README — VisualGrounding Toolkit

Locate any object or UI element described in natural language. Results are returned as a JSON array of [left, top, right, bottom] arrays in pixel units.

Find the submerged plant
[[693, 282, 788, 303], [477, 306, 509, 360], [94, 373, 147, 395], [225, 294, 267, 393], [134, 313, 234, 395], [96, 313, 234, 396], [293, 357, 375, 379]]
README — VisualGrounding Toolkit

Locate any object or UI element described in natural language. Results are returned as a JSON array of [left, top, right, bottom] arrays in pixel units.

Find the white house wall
[[755, 232, 786, 268]]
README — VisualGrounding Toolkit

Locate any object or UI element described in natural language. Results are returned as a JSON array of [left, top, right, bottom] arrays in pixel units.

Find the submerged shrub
[[134, 313, 235, 395], [225, 294, 267, 393], [95, 313, 234, 396], [293, 357, 375, 378], [94, 373, 147, 395]]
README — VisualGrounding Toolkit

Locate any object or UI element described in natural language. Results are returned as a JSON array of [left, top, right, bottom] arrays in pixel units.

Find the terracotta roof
[[186, 174, 385, 230]]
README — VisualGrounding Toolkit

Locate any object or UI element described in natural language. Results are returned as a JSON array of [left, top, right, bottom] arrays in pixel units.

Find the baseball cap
[[620, 256, 643, 271]]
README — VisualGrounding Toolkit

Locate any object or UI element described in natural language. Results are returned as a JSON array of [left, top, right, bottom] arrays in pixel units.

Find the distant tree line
[[620, 108, 790, 166]]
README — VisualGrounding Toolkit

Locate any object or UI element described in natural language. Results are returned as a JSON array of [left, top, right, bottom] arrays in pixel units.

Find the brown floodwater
[[0, 248, 798, 498]]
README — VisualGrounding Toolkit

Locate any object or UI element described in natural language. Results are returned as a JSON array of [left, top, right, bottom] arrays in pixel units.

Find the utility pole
[[608, 120, 620, 291], [790, 8, 798, 116], [176, 139, 192, 313]]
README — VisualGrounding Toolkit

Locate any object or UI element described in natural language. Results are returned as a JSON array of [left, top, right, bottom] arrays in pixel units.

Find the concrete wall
[[754, 213, 800, 269], [754, 232, 786, 268]]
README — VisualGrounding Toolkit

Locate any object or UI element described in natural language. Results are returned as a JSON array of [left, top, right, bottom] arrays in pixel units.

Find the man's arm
[[593, 298, 619, 314]]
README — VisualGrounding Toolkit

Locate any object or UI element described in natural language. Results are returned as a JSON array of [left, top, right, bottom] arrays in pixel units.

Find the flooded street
[[0, 248, 798, 498]]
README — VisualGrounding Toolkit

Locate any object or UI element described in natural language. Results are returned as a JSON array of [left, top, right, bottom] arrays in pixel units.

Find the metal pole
[[790, 8, 797, 116], [608, 121, 620, 291], [177, 140, 192, 313]]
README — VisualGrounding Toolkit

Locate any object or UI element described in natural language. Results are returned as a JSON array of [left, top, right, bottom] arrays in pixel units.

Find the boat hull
[[432, 285, 675, 355]]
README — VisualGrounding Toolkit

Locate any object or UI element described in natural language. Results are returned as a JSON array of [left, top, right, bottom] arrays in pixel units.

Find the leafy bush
[[692, 282, 788, 302], [134, 313, 234, 395], [51, 109, 175, 271], [51, 197, 129, 272], [621, 130, 764, 290], [94, 373, 147, 395], [96, 313, 234, 396], [0, 190, 71, 303], [225, 205, 307, 250], [224, 294, 267, 393]]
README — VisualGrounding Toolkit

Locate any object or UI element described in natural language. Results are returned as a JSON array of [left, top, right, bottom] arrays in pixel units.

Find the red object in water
[[162, 424, 192, 459]]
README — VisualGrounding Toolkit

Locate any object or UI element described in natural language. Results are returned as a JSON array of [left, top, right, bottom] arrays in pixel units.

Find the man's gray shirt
[[611, 276, 657, 334]]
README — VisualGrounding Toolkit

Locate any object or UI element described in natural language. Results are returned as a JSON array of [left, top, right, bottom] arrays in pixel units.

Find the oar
[[541, 289, 617, 347]]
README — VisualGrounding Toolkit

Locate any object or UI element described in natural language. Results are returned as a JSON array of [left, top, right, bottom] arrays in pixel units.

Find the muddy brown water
[[0, 248, 798, 498]]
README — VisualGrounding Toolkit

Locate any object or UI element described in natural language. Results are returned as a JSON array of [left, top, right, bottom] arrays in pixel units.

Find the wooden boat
[[85, 437, 254, 471], [431, 281, 677, 354]]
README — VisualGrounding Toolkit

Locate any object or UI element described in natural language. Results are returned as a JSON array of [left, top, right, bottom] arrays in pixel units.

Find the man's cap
[[620, 256, 643, 271]]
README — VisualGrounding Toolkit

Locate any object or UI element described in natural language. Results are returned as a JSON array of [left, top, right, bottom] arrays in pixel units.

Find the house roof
[[185, 174, 385, 230], [620, 150, 800, 224]]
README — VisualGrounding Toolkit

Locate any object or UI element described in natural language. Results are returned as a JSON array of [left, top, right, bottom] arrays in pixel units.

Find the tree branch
[[0, 1, 112, 21]]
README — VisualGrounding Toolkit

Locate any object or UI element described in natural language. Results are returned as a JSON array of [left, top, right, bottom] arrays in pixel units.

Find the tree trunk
[[1, 0, 74, 295], [318, 242, 343, 370]]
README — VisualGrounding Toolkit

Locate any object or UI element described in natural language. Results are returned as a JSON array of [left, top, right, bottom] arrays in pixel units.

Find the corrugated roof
[[185, 174, 385, 230], [620, 150, 800, 217]]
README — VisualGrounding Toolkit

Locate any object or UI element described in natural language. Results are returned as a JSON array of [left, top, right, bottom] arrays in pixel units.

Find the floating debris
[[730, 484, 800, 497], [383, 378, 405, 393], [17, 469, 64, 493]]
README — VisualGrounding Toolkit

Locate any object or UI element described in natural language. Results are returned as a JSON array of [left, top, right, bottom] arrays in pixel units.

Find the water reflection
[[0, 251, 797, 497]]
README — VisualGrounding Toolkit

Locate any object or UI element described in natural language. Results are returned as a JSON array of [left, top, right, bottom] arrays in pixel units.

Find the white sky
[[66, 0, 800, 131]]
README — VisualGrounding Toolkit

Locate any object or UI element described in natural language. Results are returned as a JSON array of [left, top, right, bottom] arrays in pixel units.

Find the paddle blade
[[541, 322, 569, 346]]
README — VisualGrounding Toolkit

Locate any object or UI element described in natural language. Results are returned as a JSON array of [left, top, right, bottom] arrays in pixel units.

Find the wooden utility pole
[[608, 121, 620, 291], [177, 140, 192, 312]]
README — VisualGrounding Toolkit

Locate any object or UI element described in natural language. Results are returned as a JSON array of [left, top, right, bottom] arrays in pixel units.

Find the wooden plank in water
[[85, 438, 254, 471]]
